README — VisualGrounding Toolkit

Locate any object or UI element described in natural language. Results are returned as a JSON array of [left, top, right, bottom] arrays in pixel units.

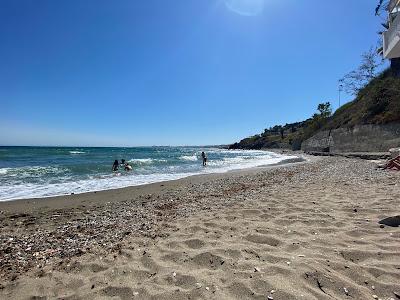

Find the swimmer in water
[[120, 159, 132, 171], [124, 162, 132, 171]]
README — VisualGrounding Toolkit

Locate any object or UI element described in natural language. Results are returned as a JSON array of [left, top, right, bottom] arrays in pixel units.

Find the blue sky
[[0, 0, 386, 146]]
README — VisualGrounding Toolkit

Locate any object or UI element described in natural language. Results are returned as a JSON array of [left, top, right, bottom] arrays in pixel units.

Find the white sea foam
[[129, 158, 153, 163], [0, 166, 65, 178], [0, 168, 9, 175], [69, 151, 86, 154], [204, 154, 295, 173], [222, 156, 254, 163], [215, 149, 269, 155], [0, 172, 193, 201], [180, 155, 198, 161], [128, 158, 167, 164]]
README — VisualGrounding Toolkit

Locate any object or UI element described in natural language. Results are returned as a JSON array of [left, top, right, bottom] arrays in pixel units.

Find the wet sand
[[1, 156, 399, 299]]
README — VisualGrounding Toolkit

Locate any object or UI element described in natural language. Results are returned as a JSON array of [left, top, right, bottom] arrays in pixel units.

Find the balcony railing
[[389, 0, 400, 13], [384, 13, 400, 55]]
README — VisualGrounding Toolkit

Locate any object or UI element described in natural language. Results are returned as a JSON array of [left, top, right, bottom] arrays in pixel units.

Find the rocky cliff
[[301, 123, 400, 153]]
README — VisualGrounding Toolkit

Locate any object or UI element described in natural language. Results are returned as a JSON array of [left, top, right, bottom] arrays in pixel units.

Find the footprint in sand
[[244, 234, 281, 247], [102, 286, 134, 300], [184, 239, 205, 249], [192, 252, 226, 269], [163, 273, 197, 289]]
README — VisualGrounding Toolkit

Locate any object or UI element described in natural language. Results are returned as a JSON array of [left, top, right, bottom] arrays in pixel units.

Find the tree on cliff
[[304, 102, 332, 137], [317, 102, 332, 118], [375, 0, 389, 16], [339, 48, 382, 95]]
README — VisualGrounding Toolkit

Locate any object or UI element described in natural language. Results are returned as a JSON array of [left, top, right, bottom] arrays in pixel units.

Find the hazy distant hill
[[229, 70, 400, 151]]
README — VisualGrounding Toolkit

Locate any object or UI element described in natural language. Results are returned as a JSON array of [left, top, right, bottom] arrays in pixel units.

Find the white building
[[383, 0, 400, 59]]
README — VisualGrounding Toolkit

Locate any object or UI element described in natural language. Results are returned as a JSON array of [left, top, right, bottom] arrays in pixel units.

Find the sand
[[1, 156, 399, 300]]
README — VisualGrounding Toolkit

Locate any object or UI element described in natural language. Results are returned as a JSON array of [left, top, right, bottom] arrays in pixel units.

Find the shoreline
[[0, 155, 307, 212], [1, 155, 399, 299]]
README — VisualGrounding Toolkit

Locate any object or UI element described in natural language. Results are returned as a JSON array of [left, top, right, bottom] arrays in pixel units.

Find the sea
[[0, 146, 296, 201]]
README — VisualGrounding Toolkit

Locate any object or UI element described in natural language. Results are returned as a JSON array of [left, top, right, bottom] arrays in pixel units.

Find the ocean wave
[[180, 155, 198, 161], [128, 158, 167, 164], [0, 148, 299, 201], [0, 166, 66, 178], [208, 149, 268, 155], [69, 151, 86, 154], [206, 154, 292, 170], [0, 172, 194, 201], [223, 156, 255, 162], [0, 168, 9, 175]]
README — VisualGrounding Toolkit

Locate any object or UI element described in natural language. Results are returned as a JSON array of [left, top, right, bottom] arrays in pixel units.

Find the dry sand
[[1, 156, 399, 300]]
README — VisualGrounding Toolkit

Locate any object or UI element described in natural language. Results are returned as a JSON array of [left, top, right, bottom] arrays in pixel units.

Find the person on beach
[[112, 160, 119, 172], [201, 151, 207, 166]]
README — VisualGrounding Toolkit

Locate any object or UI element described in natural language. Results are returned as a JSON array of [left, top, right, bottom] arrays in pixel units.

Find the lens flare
[[224, 0, 265, 16]]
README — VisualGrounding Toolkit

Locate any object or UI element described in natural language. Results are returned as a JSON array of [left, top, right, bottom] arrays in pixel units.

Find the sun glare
[[224, 0, 265, 16]]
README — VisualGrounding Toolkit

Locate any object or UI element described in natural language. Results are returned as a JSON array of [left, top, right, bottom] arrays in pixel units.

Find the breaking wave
[[179, 155, 198, 161], [128, 158, 168, 164]]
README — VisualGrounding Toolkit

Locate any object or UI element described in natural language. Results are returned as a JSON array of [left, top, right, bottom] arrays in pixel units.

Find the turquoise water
[[0, 146, 294, 201]]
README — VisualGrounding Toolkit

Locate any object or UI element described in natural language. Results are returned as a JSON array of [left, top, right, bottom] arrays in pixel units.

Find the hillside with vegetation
[[229, 69, 400, 151], [324, 70, 400, 129], [231, 0, 400, 153]]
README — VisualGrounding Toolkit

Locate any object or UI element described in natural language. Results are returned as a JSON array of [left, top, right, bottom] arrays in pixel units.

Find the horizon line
[[0, 144, 229, 148]]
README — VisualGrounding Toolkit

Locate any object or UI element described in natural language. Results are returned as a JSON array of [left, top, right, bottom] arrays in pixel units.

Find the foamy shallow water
[[0, 146, 297, 201]]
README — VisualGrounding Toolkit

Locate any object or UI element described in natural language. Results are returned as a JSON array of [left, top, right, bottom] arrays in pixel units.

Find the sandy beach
[[1, 155, 399, 300]]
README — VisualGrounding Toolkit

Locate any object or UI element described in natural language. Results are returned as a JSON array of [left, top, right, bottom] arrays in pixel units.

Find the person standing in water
[[120, 159, 126, 168], [112, 160, 119, 172], [201, 151, 207, 166]]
